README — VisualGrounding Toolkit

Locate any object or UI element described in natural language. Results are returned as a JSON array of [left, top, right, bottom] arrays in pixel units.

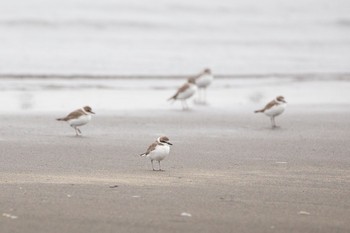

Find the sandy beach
[[1, 105, 350, 233], [1, 0, 349, 231]]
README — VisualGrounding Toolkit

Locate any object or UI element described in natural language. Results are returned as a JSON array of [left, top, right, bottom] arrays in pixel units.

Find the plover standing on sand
[[255, 96, 287, 128], [57, 106, 95, 136], [188, 68, 214, 104], [168, 79, 197, 110], [140, 136, 173, 171]]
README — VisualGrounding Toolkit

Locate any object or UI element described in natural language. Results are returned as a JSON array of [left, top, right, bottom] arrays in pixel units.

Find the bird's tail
[[56, 117, 66, 121], [167, 95, 176, 101], [139, 153, 146, 157], [254, 109, 264, 113]]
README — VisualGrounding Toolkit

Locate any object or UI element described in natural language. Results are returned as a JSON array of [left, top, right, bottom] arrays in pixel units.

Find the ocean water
[[0, 0, 349, 75], [1, 76, 350, 113]]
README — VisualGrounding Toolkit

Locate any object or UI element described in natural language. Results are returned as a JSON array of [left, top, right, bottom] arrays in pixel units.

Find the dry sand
[[1, 105, 350, 233]]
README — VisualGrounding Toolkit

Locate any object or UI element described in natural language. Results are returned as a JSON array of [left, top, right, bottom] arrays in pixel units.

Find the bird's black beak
[[162, 141, 172, 145], [90, 111, 95, 114]]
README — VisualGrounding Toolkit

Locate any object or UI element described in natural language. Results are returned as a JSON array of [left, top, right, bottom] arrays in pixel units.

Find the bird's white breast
[[147, 144, 170, 161], [264, 103, 286, 117], [177, 84, 197, 100], [68, 114, 91, 127], [196, 74, 213, 88]]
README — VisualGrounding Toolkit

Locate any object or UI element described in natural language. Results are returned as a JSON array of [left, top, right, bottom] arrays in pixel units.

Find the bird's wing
[[169, 83, 190, 100], [263, 100, 278, 111], [63, 109, 86, 121], [187, 73, 201, 82], [255, 99, 279, 113], [145, 142, 158, 155], [175, 83, 190, 97]]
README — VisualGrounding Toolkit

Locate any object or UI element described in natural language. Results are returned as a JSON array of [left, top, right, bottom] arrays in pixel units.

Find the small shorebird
[[140, 136, 173, 171], [188, 68, 214, 104], [57, 106, 95, 136], [255, 96, 287, 128], [168, 79, 197, 110]]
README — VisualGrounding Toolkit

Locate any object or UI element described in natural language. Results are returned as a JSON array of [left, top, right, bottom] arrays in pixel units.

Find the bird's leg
[[203, 88, 207, 104], [184, 101, 189, 110], [202, 88, 205, 103], [181, 100, 187, 110], [74, 127, 79, 136], [151, 160, 155, 171], [271, 117, 276, 128], [77, 128, 82, 135], [158, 161, 162, 171], [196, 88, 202, 103], [197, 88, 202, 103]]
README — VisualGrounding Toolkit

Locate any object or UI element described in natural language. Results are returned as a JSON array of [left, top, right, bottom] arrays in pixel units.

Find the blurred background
[[0, 0, 349, 75], [0, 0, 349, 113]]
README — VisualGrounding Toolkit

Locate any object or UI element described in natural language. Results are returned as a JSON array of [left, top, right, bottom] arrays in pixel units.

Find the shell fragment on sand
[[181, 212, 192, 217], [3, 213, 18, 219], [298, 211, 311, 215]]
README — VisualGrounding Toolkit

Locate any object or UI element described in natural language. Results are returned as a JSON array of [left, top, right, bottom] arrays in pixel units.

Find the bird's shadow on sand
[[244, 125, 286, 132], [168, 108, 196, 113], [63, 135, 93, 139], [144, 169, 166, 173], [262, 126, 285, 131]]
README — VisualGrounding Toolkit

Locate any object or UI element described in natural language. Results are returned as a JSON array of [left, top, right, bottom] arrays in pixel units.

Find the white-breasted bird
[[57, 106, 95, 136], [140, 136, 173, 171], [188, 68, 214, 104], [255, 96, 287, 128], [168, 79, 197, 110]]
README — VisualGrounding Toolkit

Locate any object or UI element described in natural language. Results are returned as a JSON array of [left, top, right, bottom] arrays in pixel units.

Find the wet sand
[[1, 105, 350, 233]]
